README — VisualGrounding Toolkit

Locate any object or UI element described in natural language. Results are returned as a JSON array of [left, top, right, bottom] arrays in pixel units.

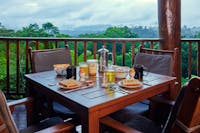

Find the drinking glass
[[105, 67, 115, 84], [79, 62, 89, 77], [87, 59, 98, 76]]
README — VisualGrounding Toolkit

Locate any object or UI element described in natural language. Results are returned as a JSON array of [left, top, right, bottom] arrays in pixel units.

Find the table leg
[[170, 79, 176, 100], [81, 111, 99, 133]]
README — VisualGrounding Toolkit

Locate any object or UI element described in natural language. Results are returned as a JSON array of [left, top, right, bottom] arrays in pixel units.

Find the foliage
[[15, 22, 61, 37], [42, 22, 59, 37], [181, 32, 199, 78], [0, 22, 15, 36]]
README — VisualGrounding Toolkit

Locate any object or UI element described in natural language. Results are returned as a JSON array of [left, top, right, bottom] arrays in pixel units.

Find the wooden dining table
[[25, 70, 176, 133]]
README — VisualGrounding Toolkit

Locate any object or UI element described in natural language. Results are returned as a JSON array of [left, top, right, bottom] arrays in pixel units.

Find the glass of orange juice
[[79, 62, 89, 77]]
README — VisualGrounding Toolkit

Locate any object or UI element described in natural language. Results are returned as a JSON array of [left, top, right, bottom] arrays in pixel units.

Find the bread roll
[[59, 79, 80, 88], [122, 79, 141, 86]]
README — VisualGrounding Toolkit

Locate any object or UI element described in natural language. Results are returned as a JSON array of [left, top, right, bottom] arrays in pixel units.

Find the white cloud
[[182, 0, 199, 27], [0, 0, 198, 30]]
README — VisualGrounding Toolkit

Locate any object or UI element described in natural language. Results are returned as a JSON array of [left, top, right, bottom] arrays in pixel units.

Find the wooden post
[[158, 0, 181, 95]]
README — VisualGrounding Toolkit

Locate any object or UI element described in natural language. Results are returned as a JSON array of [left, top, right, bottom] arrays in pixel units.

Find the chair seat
[[110, 102, 149, 123], [53, 102, 77, 118], [110, 108, 162, 133], [124, 115, 161, 133], [20, 117, 63, 133]]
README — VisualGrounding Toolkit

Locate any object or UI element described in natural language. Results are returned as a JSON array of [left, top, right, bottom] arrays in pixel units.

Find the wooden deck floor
[[11, 102, 147, 132], [12, 104, 82, 132], [12, 105, 27, 130]]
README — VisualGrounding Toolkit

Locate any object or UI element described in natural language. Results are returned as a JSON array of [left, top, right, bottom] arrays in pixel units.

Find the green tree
[[16, 23, 47, 37], [104, 26, 138, 38], [0, 22, 15, 37], [42, 22, 59, 37]]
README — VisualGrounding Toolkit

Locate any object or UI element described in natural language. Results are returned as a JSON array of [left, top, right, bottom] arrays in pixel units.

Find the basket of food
[[53, 64, 70, 75], [113, 66, 130, 79]]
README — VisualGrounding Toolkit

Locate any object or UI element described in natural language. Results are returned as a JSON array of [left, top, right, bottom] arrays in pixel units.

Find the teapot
[[97, 45, 113, 72]]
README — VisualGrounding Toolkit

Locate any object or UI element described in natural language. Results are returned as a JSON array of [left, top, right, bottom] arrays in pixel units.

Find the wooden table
[[25, 70, 176, 133]]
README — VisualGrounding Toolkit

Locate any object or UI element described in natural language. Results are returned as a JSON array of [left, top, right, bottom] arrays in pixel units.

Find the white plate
[[118, 81, 142, 89]]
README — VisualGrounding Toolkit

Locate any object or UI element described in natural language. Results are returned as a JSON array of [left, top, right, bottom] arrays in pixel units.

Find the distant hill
[[60, 24, 200, 38], [131, 26, 158, 38], [181, 26, 200, 37], [60, 24, 112, 37]]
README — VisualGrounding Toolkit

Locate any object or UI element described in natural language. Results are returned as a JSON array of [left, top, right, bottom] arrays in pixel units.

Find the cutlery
[[110, 85, 130, 94]]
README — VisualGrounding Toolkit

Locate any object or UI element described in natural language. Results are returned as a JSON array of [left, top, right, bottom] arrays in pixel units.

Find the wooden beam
[[158, 0, 181, 50], [158, 0, 181, 93]]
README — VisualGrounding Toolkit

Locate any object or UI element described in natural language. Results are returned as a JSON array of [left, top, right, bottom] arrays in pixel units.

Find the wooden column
[[158, 0, 181, 95]]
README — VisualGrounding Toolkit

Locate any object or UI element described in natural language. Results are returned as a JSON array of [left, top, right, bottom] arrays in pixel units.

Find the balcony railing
[[0, 37, 199, 97]]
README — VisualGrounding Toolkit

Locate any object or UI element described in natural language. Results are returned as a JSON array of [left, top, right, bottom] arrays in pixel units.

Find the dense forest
[[0, 22, 199, 96]]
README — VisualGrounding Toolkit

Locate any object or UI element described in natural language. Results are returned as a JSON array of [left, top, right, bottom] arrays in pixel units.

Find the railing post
[[150, 41, 154, 49], [131, 41, 135, 66], [198, 41, 200, 76], [188, 42, 192, 79], [93, 41, 97, 59], [84, 41, 87, 62], [25, 40, 29, 74], [74, 41, 77, 66], [55, 41, 58, 48], [112, 41, 116, 65], [16, 40, 20, 94], [36, 40, 39, 50], [122, 41, 126, 66], [6, 40, 10, 95]]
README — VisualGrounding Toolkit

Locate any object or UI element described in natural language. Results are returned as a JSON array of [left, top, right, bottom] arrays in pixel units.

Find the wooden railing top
[[0, 37, 199, 42], [181, 38, 200, 41], [0, 37, 162, 42]]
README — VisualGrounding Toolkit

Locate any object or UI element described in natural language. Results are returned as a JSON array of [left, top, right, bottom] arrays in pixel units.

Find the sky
[[0, 0, 199, 30]]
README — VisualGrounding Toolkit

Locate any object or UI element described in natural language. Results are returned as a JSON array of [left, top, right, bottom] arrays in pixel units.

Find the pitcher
[[97, 45, 113, 72]]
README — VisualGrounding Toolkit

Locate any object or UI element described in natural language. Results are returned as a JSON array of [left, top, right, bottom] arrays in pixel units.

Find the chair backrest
[[0, 91, 19, 133], [29, 45, 72, 73], [134, 45, 178, 77], [163, 77, 200, 133]]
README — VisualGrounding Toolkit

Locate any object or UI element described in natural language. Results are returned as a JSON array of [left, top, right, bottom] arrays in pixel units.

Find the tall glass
[[87, 59, 98, 76], [79, 62, 89, 77]]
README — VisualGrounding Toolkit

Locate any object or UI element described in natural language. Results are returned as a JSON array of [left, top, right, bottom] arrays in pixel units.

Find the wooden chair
[[100, 77, 200, 133], [112, 45, 179, 126], [29, 45, 72, 73], [137, 45, 179, 91], [100, 45, 179, 132], [28, 45, 79, 123], [0, 90, 75, 133], [136, 45, 179, 124]]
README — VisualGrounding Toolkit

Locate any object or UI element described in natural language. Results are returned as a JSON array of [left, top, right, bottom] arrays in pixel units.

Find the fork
[[110, 85, 130, 94]]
